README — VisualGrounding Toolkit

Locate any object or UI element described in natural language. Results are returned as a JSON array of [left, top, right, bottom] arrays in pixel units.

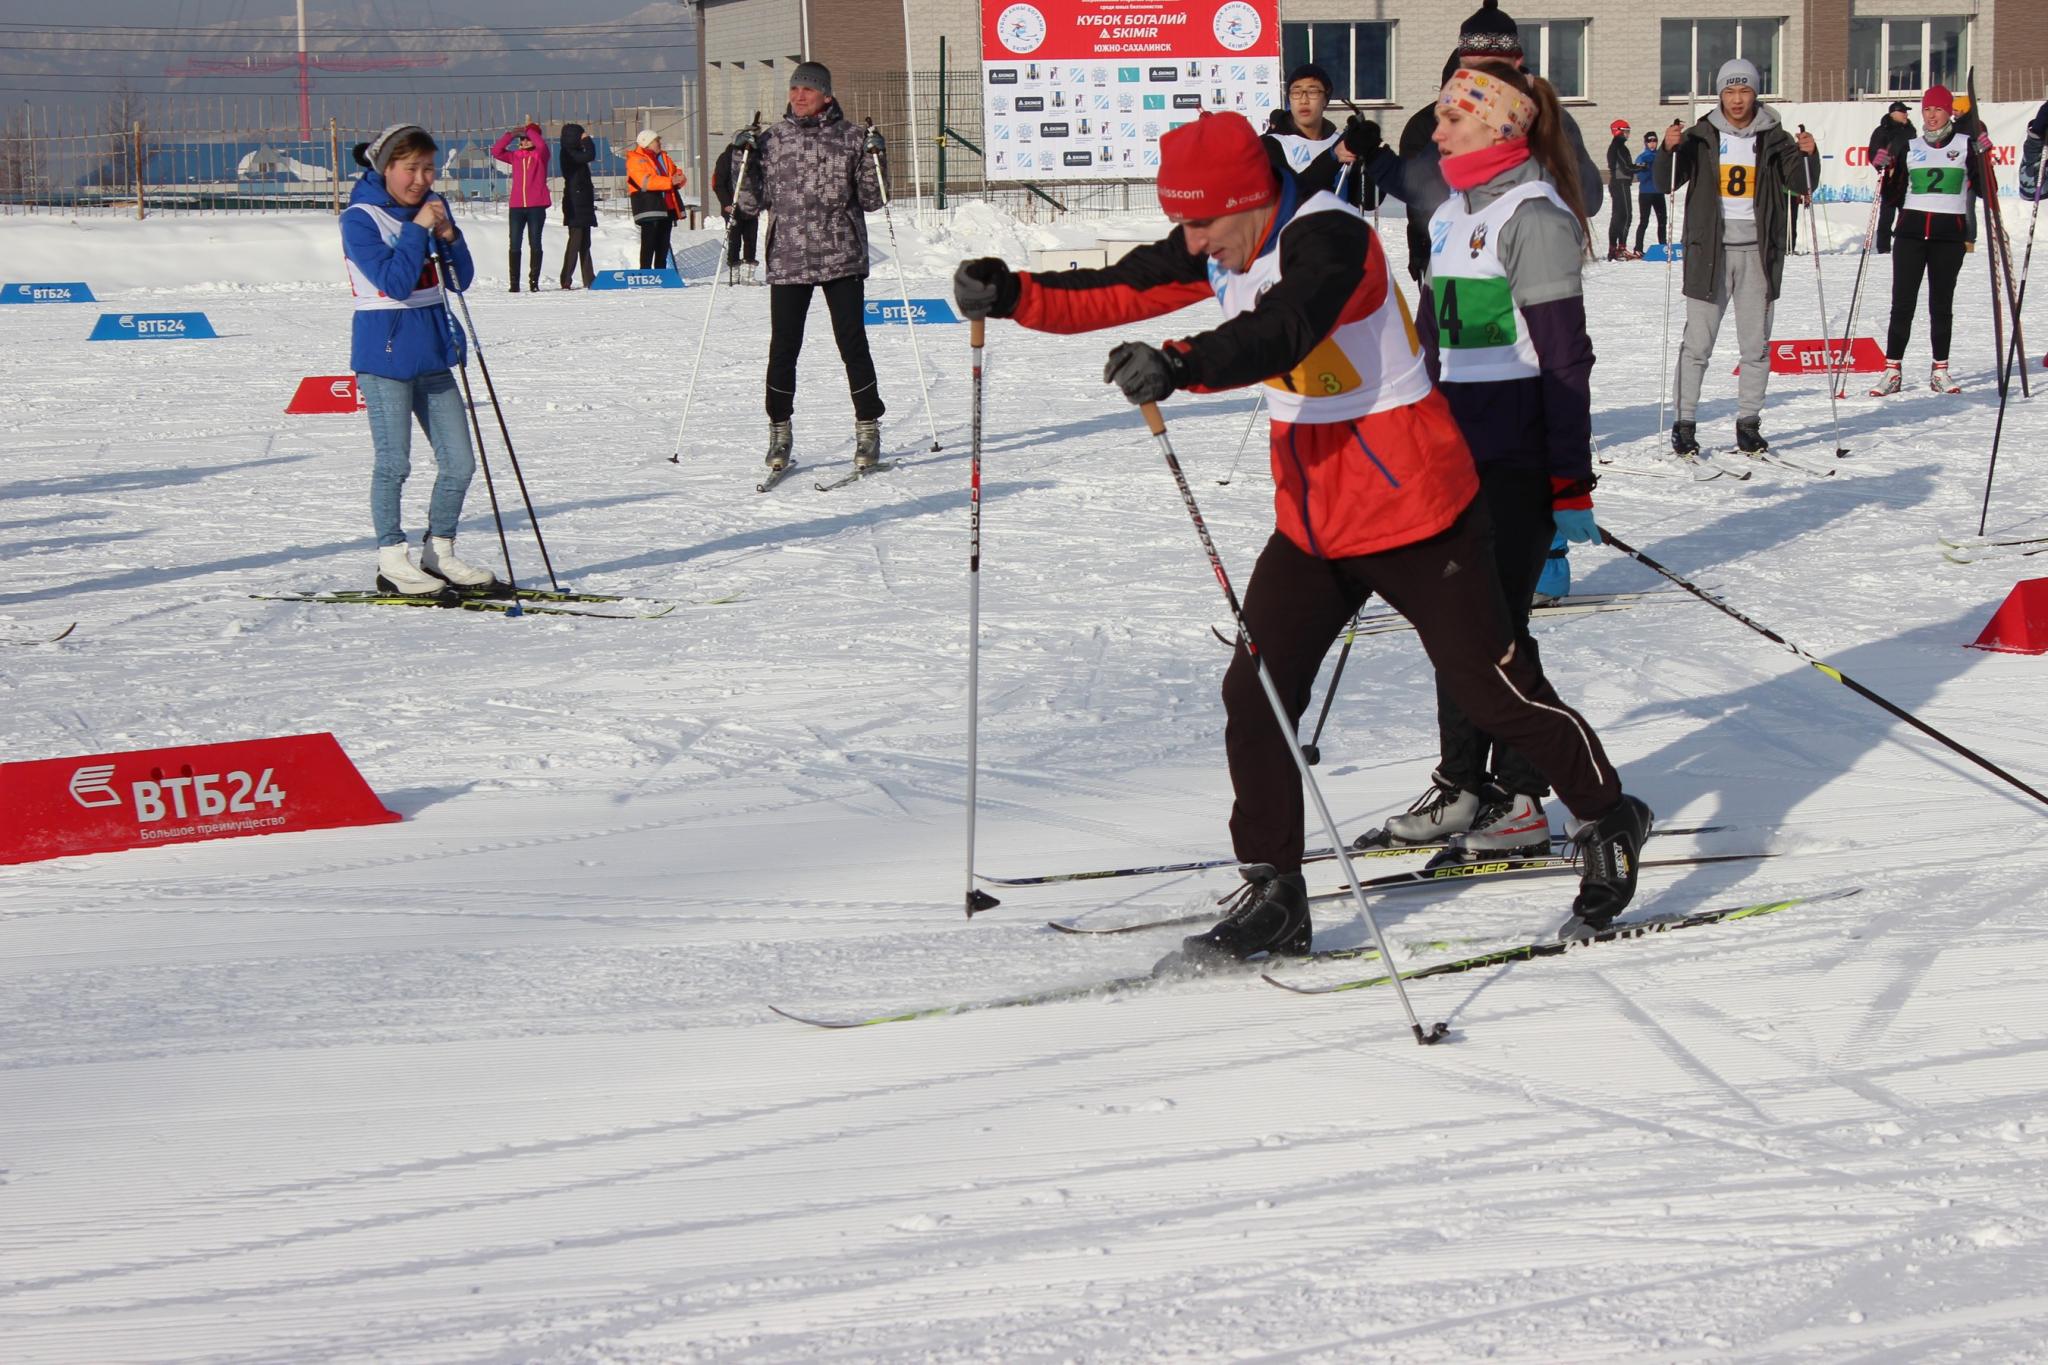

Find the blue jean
[[358, 368, 476, 547]]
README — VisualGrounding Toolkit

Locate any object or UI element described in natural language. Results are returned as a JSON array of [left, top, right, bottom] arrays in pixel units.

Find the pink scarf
[[1441, 140, 1532, 192]]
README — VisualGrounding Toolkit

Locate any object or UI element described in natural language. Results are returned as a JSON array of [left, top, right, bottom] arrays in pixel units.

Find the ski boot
[[1172, 864, 1312, 971], [853, 419, 883, 472], [1440, 788, 1552, 863], [1869, 365, 1902, 397], [765, 420, 793, 472], [1734, 417, 1769, 454], [1930, 363, 1961, 394], [420, 535, 501, 593], [1355, 771, 1481, 850], [1556, 794, 1654, 939], [376, 544, 457, 601], [744, 262, 758, 284], [1671, 420, 1700, 457]]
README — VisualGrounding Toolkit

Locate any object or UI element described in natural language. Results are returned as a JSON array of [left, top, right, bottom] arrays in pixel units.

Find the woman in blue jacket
[[340, 124, 497, 596]]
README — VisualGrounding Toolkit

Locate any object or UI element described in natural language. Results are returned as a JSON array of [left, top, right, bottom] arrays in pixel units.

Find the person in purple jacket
[[490, 120, 552, 293]]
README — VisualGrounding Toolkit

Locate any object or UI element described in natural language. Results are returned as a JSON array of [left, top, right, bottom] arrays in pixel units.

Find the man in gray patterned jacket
[[738, 62, 888, 473]]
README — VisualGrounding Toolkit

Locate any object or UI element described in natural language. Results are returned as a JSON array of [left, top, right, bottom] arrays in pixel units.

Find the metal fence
[[1805, 68, 2048, 104]]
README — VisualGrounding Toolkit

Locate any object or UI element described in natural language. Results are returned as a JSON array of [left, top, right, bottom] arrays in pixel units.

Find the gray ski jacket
[[741, 100, 883, 286], [1655, 106, 1820, 304]]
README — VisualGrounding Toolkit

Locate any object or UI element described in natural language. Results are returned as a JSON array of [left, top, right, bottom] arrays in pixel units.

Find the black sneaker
[[1175, 864, 1312, 969], [1671, 421, 1700, 457], [1558, 795, 1654, 939], [1734, 417, 1769, 453]]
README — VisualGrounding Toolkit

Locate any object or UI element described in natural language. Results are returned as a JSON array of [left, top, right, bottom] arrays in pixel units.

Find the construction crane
[[165, 0, 448, 142]]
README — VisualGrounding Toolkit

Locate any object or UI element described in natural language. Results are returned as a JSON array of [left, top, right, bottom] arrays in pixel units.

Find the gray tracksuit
[[1657, 106, 1821, 423]]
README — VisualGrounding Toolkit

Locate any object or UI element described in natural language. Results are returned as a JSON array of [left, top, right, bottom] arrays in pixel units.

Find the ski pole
[[431, 236, 524, 613], [669, 116, 756, 465], [1656, 188, 1676, 439], [1600, 527, 2048, 810], [964, 317, 998, 917], [434, 224, 561, 590], [1800, 136, 1848, 458], [1978, 180, 2045, 535], [1968, 71, 2012, 399], [1217, 389, 1265, 486], [1827, 182, 1882, 400], [869, 119, 942, 452], [1300, 611, 1360, 766], [1137, 400, 1448, 1045]]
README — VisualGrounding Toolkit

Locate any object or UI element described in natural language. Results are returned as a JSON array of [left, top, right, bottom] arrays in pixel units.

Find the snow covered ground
[[4, 201, 2048, 1363]]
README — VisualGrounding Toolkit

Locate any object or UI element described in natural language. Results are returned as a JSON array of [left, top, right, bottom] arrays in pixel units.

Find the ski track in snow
[[3, 206, 2047, 1362]]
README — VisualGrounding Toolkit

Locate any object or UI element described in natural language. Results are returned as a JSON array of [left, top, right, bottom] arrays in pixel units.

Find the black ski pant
[[1434, 466, 1557, 800], [1885, 234, 1966, 364], [1876, 195, 1901, 253], [725, 211, 759, 265], [637, 217, 673, 270], [1223, 499, 1621, 873], [766, 276, 885, 422], [1634, 192, 1667, 252], [508, 206, 545, 287], [1608, 181, 1632, 253], [559, 226, 594, 288]]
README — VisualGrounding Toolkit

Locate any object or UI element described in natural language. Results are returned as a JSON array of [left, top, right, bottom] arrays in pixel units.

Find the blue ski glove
[[1553, 507, 1600, 545]]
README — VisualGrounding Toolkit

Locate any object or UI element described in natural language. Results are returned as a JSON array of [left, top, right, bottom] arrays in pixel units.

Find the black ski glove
[[733, 127, 757, 151], [865, 127, 887, 155], [953, 257, 1016, 320], [1103, 341, 1191, 404], [1342, 115, 1382, 163], [1267, 108, 1292, 134]]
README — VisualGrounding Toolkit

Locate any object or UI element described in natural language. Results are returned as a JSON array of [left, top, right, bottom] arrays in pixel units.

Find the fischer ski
[[757, 461, 799, 494], [1260, 887, 1862, 995], [815, 461, 898, 492], [251, 593, 678, 620], [275, 586, 644, 605]]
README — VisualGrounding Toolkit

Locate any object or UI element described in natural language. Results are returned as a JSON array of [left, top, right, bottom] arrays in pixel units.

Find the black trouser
[[1788, 198, 1802, 252], [725, 211, 759, 265], [1435, 466, 1556, 800], [508, 206, 545, 286], [1876, 194, 1901, 253], [1222, 500, 1620, 873], [559, 226, 594, 288], [637, 217, 673, 270], [1634, 192, 1667, 252], [766, 276, 885, 422], [1885, 234, 1967, 364], [1608, 181, 1632, 252]]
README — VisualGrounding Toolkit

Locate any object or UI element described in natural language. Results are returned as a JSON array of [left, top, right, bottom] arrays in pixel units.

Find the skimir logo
[[68, 765, 121, 809]]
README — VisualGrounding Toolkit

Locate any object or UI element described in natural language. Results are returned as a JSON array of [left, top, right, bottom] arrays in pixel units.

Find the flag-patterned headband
[[1438, 69, 1537, 140]]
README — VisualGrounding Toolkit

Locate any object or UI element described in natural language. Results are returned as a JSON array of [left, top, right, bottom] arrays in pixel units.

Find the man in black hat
[[1261, 62, 1381, 209], [1387, 0, 1601, 290], [1869, 100, 1915, 254]]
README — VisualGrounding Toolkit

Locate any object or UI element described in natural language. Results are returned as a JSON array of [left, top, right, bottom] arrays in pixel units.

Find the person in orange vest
[[952, 111, 1650, 954], [625, 130, 683, 270]]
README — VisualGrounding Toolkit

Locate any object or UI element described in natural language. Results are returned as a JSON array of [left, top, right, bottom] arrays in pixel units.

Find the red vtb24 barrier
[[0, 733, 399, 865], [1735, 338, 1887, 376], [286, 375, 364, 414]]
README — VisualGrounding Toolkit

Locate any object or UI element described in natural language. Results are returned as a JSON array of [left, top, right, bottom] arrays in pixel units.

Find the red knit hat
[[1922, 84, 1954, 114], [1156, 113, 1276, 221]]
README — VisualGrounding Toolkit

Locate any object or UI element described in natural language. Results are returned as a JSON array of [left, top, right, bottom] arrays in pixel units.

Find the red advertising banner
[[1735, 338, 1887, 376], [0, 733, 400, 866], [981, 1, 1280, 181], [287, 374, 364, 414]]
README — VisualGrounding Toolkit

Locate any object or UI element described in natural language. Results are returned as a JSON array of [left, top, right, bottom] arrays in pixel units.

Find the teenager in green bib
[[1373, 60, 1603, 859], [1872, 85, 1988, 397], [1656, 59, 1819, 459]]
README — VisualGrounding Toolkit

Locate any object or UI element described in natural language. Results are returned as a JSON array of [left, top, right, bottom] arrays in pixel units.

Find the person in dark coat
[[1869, 101, 1915, 254], [1259, 62, 1376, 211], [1605, 118, 1634, 258], [556, 121, 596, 289], [712, 134, 761, 284]]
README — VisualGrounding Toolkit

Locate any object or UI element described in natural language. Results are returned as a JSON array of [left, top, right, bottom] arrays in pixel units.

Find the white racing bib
[[1903, 135, 1970, 217], [1717, 131, 1759, 223], [1425, 179, 1569, 383], [344, 202, 446, 312]]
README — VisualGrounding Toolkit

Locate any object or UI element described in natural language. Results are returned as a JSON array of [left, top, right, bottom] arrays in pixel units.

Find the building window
[[1659, 18, 1781, 101], [1848, 16, 1970, 97], [1280, 21, 1394, 104], [1517, 20, 1587, 100]]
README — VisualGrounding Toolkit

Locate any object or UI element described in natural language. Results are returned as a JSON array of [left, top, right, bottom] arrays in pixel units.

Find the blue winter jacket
[[1634, 148, 1658, 194], [341, 171, 475, 380]]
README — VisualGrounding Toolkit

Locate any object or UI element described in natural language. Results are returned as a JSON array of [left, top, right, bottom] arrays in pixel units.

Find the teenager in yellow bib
[[1656, 59, 1819, 459]]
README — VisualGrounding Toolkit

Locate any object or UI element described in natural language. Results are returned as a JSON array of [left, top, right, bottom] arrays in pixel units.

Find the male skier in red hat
[[952, 111, 1652, 955]]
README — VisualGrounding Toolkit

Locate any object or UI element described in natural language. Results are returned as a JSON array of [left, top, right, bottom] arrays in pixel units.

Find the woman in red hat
[[1605, 117, 1635, 259], [951, 111, 1650, 956], [1871, 84, 1988, 397]]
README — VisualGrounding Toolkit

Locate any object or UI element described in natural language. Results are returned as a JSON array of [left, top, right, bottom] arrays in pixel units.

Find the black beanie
[[1285, 63, 1332, 94], [1457, 0, 1523, 59]]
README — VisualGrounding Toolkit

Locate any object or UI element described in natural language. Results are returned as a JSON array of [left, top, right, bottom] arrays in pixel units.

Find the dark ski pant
[[1608, 181, 1632, 252], [507, 206, 545, 286], [559, 226, 595, 288], [766, 276, 885, 422], [1223, 500, 1621, 873], [725, 211, 759, 265], [1435, 466, 1556, 800], [1634, 192, 1667, 252], [1885, 234, 1966, 364], [637, 216, 674, 270]]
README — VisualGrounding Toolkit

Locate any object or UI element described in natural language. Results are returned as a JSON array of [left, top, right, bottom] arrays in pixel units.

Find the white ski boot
[[376, 544, 454, 599], [420, 535, 501, 592], [1359, 771, 1482, 849], [1443, 790, 1553, 860], [853, 419, 883, 472], [1868, 365, 1902, 397], [1930, 363, 1961, 394], [744, 262, 758, 285], [765, 420, 794, 472]]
